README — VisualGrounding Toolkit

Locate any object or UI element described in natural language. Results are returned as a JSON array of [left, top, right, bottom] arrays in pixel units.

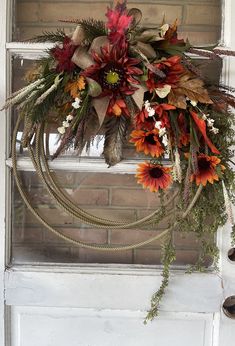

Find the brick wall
[[14, 0, 222, 45]]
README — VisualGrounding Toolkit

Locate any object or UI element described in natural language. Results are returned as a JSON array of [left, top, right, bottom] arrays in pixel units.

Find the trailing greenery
[[144, 232, 176, 323]]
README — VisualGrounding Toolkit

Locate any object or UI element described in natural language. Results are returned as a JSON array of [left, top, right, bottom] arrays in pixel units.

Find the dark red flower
[[190, 154, 224, 186], [51, 37, 77, 73], [135, 108, 154, 130], [106, 4, 132, 44], [146, 56, 185, 93], [135, 103, 175, 130], [83, 43, 142, 103], [154, 103, 176, 128]]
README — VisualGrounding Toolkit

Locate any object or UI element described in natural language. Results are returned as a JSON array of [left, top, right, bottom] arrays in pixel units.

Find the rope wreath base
[[12, 114, 203, 252]]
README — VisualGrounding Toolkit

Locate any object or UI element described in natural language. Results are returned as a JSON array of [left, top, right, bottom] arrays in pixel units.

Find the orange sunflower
[[130, 129, 165, 157], [136, 162, 172, 192], [191, 153, 225, 186]]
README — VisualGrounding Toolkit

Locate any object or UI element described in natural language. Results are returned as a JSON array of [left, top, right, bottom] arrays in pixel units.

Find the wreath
[[3, 0, 235, 322]]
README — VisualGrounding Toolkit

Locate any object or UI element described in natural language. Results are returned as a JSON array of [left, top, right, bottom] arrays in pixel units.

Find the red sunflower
[[191, 153, 225, 186], [130, 129, 165, 157], [146, 56, 185, 93], [82, 43, 142, 104], [136, 162, 172, 192]]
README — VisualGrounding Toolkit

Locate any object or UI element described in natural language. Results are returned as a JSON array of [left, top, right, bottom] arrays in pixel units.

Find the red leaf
[[190, 111, 220, 154]]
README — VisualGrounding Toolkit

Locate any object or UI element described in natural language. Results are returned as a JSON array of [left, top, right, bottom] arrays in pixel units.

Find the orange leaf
[[65, 76, 86, 98]]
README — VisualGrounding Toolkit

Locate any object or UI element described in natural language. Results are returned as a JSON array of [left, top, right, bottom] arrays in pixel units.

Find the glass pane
[[13, 0, 222, 45], [12, 170, 212, 265]]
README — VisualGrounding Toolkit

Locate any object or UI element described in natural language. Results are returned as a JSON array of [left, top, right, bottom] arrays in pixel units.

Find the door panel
[[11, 307, 214, 346]]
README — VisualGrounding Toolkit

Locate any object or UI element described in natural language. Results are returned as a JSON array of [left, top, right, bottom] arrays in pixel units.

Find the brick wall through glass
[[12, 171, 212, 265], [14, 0, 222, 46]]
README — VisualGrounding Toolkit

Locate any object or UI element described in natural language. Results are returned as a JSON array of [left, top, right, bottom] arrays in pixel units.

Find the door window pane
[[12, 171, 212, 265]]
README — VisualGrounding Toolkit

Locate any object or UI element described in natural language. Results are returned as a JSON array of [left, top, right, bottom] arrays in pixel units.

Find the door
[[0, 1, 234, 345]]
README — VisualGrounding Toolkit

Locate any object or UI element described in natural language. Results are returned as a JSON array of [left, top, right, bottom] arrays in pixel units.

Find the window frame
[[4, 0, 227, 268]]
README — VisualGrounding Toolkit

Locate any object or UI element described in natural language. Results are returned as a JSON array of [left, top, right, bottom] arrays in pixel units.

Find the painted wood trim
[[5, 269, 222, 313], [217, 1, 235, 345], [0, 0, 9, 344], [6, 157, 170, 173]]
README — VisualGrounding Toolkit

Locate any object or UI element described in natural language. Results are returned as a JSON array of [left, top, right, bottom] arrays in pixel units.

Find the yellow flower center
[[106, 71, 120, 85]]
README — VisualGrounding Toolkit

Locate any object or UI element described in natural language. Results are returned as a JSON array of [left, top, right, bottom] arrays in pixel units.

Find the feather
[[103, 115, 130, 166], [21, 114, 36, 148], [74, 107, 100, 155]]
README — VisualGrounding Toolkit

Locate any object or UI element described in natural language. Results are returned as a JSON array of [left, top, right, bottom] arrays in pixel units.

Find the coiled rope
[[12, 114, 203, 251]]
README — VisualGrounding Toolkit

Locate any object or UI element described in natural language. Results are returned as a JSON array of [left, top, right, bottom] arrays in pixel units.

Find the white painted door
[[0, 1, 235, 345]]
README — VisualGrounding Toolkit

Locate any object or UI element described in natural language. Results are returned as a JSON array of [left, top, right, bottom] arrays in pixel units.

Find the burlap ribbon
[[70, 9, 163, 124]]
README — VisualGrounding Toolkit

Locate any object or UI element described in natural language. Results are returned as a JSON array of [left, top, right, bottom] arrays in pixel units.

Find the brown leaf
[[177, 74, 213, 104], [168, 89, 187, 109]]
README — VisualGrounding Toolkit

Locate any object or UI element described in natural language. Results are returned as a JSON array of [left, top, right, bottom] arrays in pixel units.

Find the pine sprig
[[76, 19, 107, 43], [28, 29, 66, 43], [231, 224, 235, 247], [144, 233, 176, 323]]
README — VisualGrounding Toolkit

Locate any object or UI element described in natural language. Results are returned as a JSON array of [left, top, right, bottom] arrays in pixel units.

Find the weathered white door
[[0, 1, 235, 345]]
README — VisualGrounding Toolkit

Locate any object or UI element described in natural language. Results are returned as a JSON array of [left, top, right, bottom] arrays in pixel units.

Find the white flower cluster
[[57, 114, 74, 135], [57, 97, 82, 135], [201, 113, 219, 134], [144, 100, 169, 148], [190, 100, 219, 134], [144, 100, 155, 117], [72, 97, 82, 109]]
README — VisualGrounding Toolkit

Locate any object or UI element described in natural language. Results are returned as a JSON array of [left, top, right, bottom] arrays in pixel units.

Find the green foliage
[[231, 224, 235, 246], [144, 232, 176, 323], [77, 19, 107, 43], [28, 29, 66, 43]]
